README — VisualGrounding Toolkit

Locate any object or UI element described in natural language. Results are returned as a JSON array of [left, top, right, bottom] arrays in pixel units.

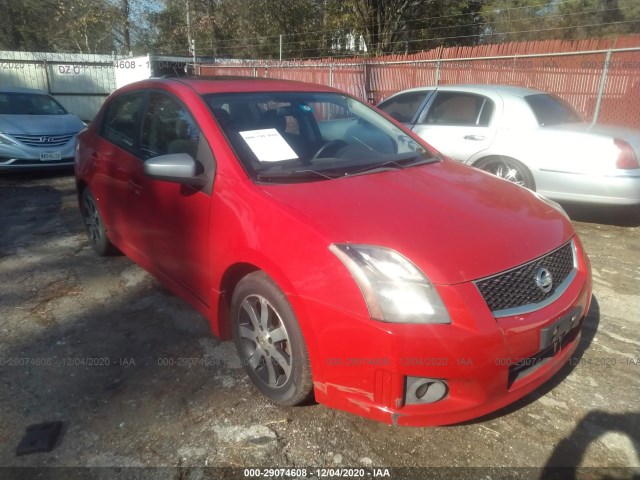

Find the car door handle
[[463, 135, 485, 141]]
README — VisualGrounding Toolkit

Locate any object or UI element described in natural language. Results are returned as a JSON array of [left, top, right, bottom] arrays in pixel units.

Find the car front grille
[[11, 134, 74, 147], [475, 240, 575, 316]]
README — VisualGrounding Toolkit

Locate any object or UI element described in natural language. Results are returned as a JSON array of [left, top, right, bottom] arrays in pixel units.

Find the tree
[[482, 0, 640, 42], [347, 0, 421, 55]]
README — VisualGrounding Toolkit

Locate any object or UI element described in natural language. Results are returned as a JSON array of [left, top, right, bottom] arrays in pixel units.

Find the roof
[[389, 84, 544, 98], [0, 86, 48, 94], [130, 76, 339, 95]]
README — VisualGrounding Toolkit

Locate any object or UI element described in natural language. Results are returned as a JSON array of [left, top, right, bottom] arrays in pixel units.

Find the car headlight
[[534, 192, 570, 221], [330, 244, 451, 324], [0, 134, 17, 146]]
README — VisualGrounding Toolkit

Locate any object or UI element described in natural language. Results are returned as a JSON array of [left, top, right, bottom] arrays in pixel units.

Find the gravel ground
[[0, 169, 638, 478]]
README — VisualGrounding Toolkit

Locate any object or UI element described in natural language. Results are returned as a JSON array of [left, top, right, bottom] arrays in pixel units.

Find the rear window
[[525, 94, 583, 126], [0, 92, 67, 115], [101, 92, 146, 150]]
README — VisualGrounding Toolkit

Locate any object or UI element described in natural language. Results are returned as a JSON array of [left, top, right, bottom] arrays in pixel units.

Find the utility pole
[[279, 34, 283, 61]]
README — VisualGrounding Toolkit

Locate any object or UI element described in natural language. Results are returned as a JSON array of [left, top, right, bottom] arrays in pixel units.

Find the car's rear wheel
[[475, 156, 535, 190], [81, 188, 116, 256], [231, 271, 313, 406]]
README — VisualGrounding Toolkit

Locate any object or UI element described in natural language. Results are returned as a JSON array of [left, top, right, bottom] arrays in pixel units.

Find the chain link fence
[[199, 35, 640, 129]]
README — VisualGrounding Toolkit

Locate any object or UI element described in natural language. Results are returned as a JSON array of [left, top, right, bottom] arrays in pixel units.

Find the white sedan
[[378, 84, 640, 206]]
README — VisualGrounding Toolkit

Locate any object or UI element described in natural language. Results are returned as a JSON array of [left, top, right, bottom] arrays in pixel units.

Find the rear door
[[92, 91, 147, 247], [411, 91, 500, 163]]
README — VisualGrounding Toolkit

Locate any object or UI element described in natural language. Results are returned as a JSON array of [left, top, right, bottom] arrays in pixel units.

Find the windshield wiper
[[348, 155, 436, 177], [255, 169, 339, 183], [255, 155, 437, 183]]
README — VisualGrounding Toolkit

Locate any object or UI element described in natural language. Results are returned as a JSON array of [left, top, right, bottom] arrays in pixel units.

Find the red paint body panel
[[75, 78, 593, 426]]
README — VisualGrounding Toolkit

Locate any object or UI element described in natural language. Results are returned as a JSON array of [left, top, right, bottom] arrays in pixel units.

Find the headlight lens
[[330, 244, 451, 324], [0, 134, 17, 146]]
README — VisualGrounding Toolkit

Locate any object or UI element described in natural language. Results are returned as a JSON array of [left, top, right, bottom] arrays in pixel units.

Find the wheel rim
[[82, 195, 102, 247], [485, 160, 526, 186], [237, 294, 292, 389]]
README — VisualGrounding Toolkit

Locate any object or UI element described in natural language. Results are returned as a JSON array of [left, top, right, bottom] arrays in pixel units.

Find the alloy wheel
[[237, 294, 292, 389]]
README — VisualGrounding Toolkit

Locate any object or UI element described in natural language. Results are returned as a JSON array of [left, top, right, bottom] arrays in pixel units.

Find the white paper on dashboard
[[239, 128, 298, 162]]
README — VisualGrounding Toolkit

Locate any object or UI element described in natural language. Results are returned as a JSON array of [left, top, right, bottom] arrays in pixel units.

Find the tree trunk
[[121, 0, 131, 55]]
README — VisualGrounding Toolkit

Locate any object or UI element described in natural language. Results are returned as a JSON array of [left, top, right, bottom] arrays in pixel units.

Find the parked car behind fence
[[378, 84, 640, 206]]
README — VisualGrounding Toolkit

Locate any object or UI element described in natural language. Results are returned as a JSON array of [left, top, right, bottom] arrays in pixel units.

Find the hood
[[0, 114, 84, 135], [259, 160, 574, 285]]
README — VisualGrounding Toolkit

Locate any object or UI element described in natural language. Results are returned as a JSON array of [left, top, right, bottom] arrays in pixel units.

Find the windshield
[[0, 92, 68, 115], [524, 94, 583, 126], [204, 91, 435, 182]]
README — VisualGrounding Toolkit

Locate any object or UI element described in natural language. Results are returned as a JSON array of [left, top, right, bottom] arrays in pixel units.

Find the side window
[[421, 92, 494, 127], [101, 92, 145, 150], [140, 93, 201, 159], [378, 91, 428, 123]]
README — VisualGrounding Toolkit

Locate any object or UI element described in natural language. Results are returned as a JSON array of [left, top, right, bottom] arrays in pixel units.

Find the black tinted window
[[140, 93, 200, 159], [102, 93, 145, 150], [422, 92, 494, 127], [378, 91, 427, 123], [0, 92, 67, 115], [525, 94, 583, 126]]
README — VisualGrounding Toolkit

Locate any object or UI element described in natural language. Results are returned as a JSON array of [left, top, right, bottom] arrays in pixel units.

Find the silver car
[[0, 86, 85, 171], [378, 84, 640, 206]]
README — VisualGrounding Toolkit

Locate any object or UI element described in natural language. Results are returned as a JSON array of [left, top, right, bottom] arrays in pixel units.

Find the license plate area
[[40, 152, 61, 161], [508, 306, 583, 387], [540, 306, 583, 351]]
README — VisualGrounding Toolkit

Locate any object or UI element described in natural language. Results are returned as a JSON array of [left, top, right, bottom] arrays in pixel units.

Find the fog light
[[405, 376, 448, 405]]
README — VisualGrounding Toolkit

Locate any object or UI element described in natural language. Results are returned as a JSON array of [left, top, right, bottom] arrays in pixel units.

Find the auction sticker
[[239, 128, 298, 162]]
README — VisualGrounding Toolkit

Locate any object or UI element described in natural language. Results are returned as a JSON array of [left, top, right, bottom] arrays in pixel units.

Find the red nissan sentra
[[75, 77, 592, 426]]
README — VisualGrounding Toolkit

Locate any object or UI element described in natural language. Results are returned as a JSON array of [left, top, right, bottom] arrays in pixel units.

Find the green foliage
[[0, 0, 638, 57], [482, 0, 640, 42]]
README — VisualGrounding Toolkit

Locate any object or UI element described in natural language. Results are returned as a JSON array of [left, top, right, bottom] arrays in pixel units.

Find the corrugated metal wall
[[199, 35, 640, 129], [0, 51, 116, 120]]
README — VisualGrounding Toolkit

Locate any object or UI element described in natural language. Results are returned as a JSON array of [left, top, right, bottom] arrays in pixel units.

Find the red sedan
[[75, 77, 592, 426]]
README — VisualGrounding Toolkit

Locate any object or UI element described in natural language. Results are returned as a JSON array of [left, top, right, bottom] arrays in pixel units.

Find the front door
[[412, 91, 500, 163], [133, 91, 215, 305]]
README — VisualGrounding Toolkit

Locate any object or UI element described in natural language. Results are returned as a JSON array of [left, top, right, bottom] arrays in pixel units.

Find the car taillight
[[614, 139, 639, 169]]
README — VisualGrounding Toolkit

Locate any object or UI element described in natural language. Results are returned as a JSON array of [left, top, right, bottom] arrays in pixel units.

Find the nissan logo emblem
[[535, 267, 553, 293]]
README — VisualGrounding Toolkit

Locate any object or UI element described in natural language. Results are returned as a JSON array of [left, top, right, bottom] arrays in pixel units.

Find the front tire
[[231, 271, 313, 406], [475, 156, 536, 190]]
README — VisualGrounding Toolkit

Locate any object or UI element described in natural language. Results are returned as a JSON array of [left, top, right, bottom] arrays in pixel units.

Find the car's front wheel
[[81, 188, 116, 256], [231, 271, 313, 406], [475, 156, 535, 190]]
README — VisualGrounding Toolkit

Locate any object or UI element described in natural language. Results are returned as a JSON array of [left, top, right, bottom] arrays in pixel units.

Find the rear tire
[[475, 156, 536, 190], [231, 271, 313, 406], [81, 188, 116, 256]]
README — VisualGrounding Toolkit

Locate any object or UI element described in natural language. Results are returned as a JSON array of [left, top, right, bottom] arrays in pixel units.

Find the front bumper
[[297, 239, 592, 426], [0, 140, 77, 171]]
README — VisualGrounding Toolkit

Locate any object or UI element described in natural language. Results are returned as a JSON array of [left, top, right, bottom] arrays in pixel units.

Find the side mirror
[[144, 153, 206, 187]]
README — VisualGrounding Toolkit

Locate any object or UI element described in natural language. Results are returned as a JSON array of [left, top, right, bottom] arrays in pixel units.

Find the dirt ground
[[0, 169, 638, 478]]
